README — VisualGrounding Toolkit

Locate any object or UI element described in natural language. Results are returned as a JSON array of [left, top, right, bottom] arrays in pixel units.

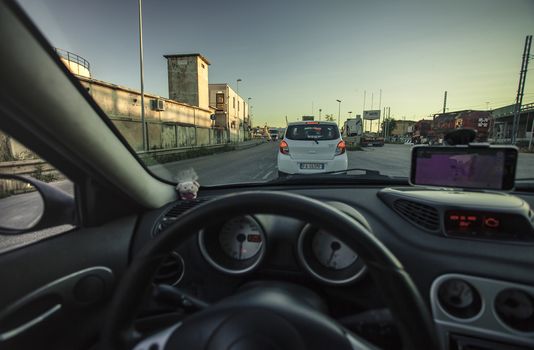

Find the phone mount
[[443, 129, 476, 146]]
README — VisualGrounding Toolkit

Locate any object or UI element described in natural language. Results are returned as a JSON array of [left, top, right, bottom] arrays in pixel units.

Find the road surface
[[149, 142, 534, 185]]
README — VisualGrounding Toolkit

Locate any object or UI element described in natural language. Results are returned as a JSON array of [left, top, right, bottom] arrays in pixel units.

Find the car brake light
[[305, 122, 319, 124], [279, 140, 289, 155], [335, 140, 346, 156]]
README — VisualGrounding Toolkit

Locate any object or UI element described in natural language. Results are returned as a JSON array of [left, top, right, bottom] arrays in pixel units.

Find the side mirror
[[0, 174, 76, 234]]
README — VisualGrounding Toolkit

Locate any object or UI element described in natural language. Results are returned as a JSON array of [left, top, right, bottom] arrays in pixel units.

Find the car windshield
[[17, 0, 534, 186]]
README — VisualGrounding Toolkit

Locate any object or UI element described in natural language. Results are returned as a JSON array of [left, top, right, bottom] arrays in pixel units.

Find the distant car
[[277, 121, 348, 176]]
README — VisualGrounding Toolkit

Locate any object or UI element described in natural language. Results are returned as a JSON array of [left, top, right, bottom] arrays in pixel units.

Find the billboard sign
[[363, 110, 381, 120], [302, 115, 315, 121]]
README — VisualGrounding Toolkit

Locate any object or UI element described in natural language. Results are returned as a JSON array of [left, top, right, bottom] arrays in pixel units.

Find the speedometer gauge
[[219, 216, 264, 260], [312, 230, 358, 270]]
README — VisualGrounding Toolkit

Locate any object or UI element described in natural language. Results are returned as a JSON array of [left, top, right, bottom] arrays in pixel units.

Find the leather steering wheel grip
[[101, 191, 438, 349]]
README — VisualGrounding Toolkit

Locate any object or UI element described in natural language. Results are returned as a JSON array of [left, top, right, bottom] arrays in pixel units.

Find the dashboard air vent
[[154, 252, 184, 286], [393, 199, 440, 231], [153, 198, 209, 236]]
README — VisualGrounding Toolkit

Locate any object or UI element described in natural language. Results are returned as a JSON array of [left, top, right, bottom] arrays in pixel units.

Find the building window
[[216, 93, 224, 110], [238, 101, 240, 111], [233, 97, 235, 109]]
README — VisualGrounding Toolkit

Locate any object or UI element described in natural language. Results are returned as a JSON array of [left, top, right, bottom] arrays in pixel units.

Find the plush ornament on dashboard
[[175, 168, 200, 200]]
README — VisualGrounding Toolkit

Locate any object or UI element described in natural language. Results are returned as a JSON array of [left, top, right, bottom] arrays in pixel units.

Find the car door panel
[[0, 215, 136, 350]]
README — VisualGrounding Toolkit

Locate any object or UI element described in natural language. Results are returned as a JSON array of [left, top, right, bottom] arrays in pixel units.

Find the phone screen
[[410, 146, 518, 190]]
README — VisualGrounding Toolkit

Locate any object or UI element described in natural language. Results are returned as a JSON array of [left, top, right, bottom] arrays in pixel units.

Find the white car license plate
[[300, 163, 324, 170]]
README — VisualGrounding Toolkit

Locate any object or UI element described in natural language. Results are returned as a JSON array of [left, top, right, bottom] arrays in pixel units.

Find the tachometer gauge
[[219, 216, 264, 260], [311, 230, 358, 270], [297, 224, 367, 285]]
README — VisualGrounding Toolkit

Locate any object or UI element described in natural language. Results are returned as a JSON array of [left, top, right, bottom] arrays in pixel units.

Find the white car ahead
[[277, 121, 348, 176]]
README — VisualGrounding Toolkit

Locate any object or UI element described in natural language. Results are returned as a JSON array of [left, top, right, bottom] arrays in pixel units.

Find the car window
[[0, 131, 75, 253], [286, 125, 340, 141], [16, 0, 534, 186]]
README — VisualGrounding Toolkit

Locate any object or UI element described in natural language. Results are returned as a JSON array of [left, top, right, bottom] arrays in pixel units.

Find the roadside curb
[[235, 141, 266, 150]]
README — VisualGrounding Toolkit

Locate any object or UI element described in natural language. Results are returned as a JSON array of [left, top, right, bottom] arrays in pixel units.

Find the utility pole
[[236, 79, 242, 143], [529, 111, 534, 151], [442, 91, 447, 114], [336, 99, 342, 126], [371, 92, 374, 132], [378, 89, 382, 134], [384, 107, 387, 137], [138, 0, 147, 151], [512, 35, 532, 144], [363, 90, 367, 132], [385, 107, 391, 139]]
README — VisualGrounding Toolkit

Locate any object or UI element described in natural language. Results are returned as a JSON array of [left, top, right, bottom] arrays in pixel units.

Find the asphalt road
[[149, 142, 534, 185]]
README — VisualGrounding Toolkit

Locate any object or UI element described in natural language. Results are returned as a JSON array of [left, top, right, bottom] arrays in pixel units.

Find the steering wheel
[[102, 191, 438, 350]]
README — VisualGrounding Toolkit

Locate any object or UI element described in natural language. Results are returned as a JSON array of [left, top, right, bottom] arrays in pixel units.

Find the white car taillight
[[279, 140, 289, 155], [335, 140, 346, 156]]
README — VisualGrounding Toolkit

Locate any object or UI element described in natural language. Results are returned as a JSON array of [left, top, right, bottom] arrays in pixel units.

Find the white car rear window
[[286, 125, 339, 141]]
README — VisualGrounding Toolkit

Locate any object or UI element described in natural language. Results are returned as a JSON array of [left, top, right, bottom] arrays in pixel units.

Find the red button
[[467, 216, 477, 221], [450, 215, 459, 220], [484, 217, 500, 228]]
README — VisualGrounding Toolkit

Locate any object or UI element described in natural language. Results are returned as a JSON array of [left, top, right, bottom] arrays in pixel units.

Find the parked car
[[277, 121, 348, 176]]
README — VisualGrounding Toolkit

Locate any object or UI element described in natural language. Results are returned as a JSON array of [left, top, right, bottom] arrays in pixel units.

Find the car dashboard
[[132, 184, 534, 350]]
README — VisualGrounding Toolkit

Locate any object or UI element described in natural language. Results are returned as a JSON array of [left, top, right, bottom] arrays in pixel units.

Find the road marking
[[262, 170, 274, 179]]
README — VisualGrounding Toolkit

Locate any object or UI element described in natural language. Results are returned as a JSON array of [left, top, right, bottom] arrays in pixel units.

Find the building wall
[[209, 84, 248, 142], [166, 55, 210, 110], [390, 120, 415, 136], [78, 77, 221, 151]]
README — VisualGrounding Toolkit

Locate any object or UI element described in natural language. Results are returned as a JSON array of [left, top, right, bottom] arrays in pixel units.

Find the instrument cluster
[[198, 215, 366, 285]]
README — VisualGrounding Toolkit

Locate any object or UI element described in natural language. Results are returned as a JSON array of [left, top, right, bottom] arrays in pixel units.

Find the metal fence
[[55, 48, 90, 75]]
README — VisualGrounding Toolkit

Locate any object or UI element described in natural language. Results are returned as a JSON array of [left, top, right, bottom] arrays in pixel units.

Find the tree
[[324, 114, 335, 122], [381, 118, 397, 136]]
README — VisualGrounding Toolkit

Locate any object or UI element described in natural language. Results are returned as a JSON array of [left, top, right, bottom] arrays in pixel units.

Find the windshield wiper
[[305, 137, 319, 144], [320, 167, 382, 176]]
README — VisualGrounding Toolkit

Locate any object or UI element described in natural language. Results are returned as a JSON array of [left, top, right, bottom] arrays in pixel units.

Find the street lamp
[[138, 0, 147, 151], [247, 97, 252, 138], [336, 99, 342, 125], [319, 109, 322, 121], [235, 79, 242, 142], [236, 78, 242, 94]]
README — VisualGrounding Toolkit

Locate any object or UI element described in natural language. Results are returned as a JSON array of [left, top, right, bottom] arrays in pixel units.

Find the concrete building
[[389, 120, 416, 136], [78, 76, 222, 151], [164, 54, 210, 111], [490, 103, 534, 144], [209, 84, 249, 142], [6, 49, 253, 161]]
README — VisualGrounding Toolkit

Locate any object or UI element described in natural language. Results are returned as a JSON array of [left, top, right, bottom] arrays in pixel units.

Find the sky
[[18, 0, 534, 127]]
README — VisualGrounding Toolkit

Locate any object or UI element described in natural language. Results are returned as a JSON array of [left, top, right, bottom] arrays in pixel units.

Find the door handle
[[0, 303, 62, 341]]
